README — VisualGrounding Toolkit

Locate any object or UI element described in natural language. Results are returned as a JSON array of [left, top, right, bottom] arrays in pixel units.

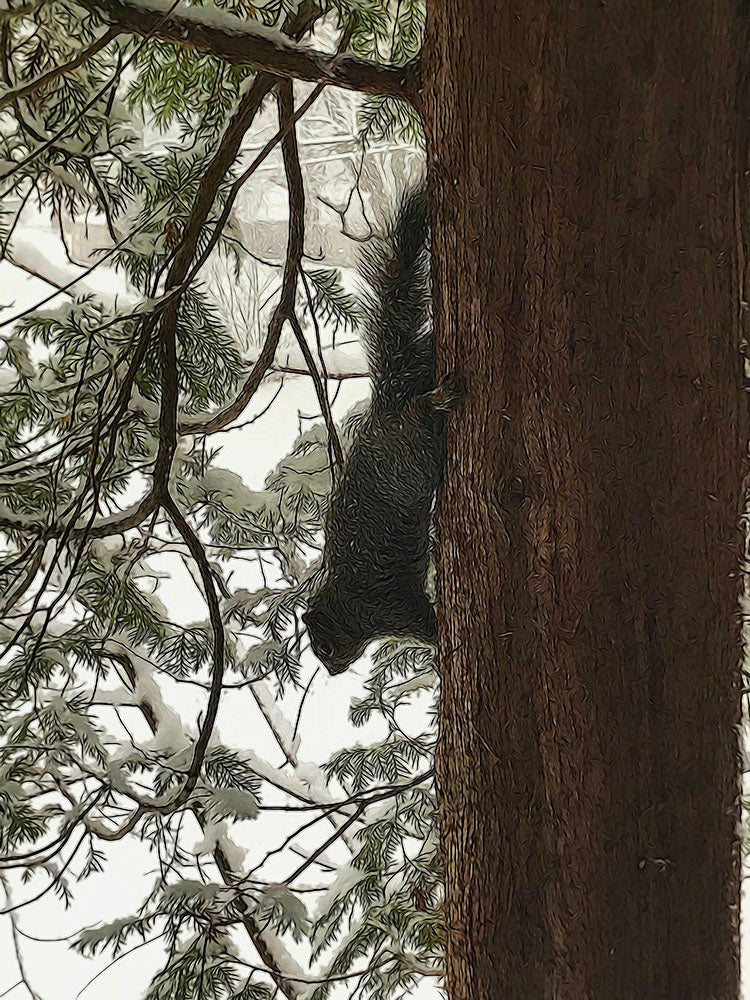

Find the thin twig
[[0, 874, 44, 1000], [289, 312, 344, 471], [181, 18, 357, 436]]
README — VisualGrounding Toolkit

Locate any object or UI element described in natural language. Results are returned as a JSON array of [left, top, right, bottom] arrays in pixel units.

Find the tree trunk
[[424, 1, 749, 997]]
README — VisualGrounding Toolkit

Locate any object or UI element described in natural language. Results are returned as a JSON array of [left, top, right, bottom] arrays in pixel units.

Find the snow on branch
[[4, 223, 141, 307], [77, 0, 421, 102]]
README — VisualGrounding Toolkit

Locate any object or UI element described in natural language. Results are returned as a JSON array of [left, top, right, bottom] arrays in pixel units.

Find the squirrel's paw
[[426, 371, 466, 411]]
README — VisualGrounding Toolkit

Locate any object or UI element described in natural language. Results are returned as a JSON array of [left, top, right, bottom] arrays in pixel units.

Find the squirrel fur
[[303, 185, 460, 675]]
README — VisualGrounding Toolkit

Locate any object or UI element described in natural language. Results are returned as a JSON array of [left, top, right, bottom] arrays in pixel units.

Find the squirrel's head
[[303, 577, 436, 675], [302, 593, 372, 675]]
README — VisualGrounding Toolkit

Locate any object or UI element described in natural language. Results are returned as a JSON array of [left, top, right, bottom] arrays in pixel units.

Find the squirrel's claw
[[426, 371, 466, 411]]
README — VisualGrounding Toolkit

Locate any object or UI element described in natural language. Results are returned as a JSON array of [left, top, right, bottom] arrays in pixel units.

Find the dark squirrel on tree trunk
[[303, 185, 462, 675]]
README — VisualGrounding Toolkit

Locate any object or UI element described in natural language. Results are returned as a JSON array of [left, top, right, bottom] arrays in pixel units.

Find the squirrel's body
[[304, 186, 453, 675]]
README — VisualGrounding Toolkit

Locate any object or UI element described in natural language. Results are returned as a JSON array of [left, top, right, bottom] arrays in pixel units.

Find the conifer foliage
[[0, 2, 440, 998]]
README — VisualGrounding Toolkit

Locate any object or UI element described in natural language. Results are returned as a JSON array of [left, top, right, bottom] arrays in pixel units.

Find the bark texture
[[424, 1, 749, 997]]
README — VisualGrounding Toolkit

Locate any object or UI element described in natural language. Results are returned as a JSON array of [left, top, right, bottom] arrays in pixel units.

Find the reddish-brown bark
[[424, 1, 749, 996]]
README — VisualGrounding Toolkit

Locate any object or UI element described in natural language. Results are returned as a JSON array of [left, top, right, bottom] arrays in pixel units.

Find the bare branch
[[78, 0, 420, 102], [180, 79, 310, 435], [285, 804, 366, 885], [159, 494, 225, 805], [289, 311, 344, 470], [272, 364, 369, 380]]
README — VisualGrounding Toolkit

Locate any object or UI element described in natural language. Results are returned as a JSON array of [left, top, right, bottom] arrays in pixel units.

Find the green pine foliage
[[305, 269, 363, 334], [358, 94, 424, 147], [0, 0, 438, 996]]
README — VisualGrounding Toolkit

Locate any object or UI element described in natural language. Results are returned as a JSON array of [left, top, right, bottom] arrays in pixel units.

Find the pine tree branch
[[61, 37, 314, 840], [4, 251, 74, 295], [0, 27, 121, 112], [77, 0, 420, 103], [152, 76, 291, 466]]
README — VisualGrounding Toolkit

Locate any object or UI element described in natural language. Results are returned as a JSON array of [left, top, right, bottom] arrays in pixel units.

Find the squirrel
[[303, 185, 463, 675]]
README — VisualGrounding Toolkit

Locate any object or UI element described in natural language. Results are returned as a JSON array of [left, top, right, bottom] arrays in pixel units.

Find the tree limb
[[178, 17, 360, 437], [77, 0, 420, 102], [159, 495, 226, 805]]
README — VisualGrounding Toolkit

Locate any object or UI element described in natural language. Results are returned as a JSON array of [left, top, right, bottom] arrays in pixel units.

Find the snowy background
[[0, 72, 441, 999]]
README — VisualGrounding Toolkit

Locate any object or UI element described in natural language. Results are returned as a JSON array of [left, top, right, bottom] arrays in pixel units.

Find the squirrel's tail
[[360, 184, 433, 407]]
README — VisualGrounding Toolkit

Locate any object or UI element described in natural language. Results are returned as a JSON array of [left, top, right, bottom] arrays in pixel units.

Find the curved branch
[[61, 29, 314, 841], [181, 77, 311, 436], [77, 0, 420, 102], [159, 495, 225, 805], [177, 20, 360, 437]]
